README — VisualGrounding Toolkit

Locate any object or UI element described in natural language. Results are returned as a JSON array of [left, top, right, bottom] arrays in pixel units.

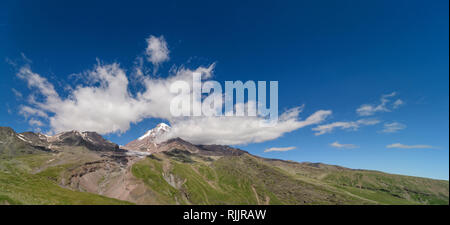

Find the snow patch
[[125, 150, 151, 158], [16, 134, 32, 144], [138, 130, 152, 141]]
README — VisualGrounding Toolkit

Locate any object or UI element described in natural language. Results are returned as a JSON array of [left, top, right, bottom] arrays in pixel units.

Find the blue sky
[[0, 0, 448, 179]]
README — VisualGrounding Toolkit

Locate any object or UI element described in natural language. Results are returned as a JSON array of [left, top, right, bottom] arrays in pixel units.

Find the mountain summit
[[138, 123, 171, 141], [123, 123, 171, 152]]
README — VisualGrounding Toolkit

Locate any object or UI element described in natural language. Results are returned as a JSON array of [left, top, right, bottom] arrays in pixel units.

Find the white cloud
[[386, 143, 436, 149], [264, 146, 296, 153], [145, 35, 169, 66], [16, 66, 60, 101], [392, 99, 404, 109], [11, 88, 22, 98], [16, 36, 331, 145], [312, 118, 380, 136], [381, 122, 406, 133], [19, 105, 48, 118], [6, 106, 12, 115], [17, 62, 215, 135], [330, 141, 358, 149], [356, 92, 404, 116], [162, 108, 332, 145], [28, 119, 44, 127]]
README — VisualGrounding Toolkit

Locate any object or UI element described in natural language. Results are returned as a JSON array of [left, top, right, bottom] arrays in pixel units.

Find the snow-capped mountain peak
[[138, 123, 171, 141], [124, 123, 172, 152]]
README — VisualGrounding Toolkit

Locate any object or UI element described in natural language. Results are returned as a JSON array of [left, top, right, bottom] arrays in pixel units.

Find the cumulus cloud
[[330, 141, 358, 149], [162, 108, 332, 145], [17, 62, 215, 135], [145, 35, 169, 67], [15, 36, 331, 145], [381, 122, 406, 133], [386, 143, 436, 149], [264, 146, 296, 153], [356, 92, 404, 116], [312, 118, 380, 136]]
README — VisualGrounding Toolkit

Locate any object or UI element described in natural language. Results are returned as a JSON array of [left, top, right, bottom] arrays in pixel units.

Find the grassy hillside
[[0, 142, 448, 205], [266, 159, 449, 205], [322, 171, 449, 205], [130, 150, 448, 205], [0, 154, 131, 205]]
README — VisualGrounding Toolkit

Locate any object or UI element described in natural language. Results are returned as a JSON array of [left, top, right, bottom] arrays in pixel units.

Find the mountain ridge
[[0, 126, 448, 205]]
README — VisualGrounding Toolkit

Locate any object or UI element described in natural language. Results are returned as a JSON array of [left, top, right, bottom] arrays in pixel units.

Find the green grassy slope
[[0, 144, 448, 205], [130, 150, 448, 205], [322, 170, 449, 205], [131, 150, 389, 204], [0, 153, 131, 205], [266, 159, 449, 205]]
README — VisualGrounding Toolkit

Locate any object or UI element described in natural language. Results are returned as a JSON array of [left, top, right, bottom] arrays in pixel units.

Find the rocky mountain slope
[[123, 123, 171, 152], [0, 126, 448, 205], [0, 128, 119, 155]]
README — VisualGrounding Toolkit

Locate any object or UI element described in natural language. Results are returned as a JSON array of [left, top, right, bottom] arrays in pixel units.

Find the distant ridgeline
[[0, 126, 448, 205]]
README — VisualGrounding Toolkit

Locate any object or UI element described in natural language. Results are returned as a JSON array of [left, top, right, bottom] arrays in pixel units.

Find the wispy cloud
[[11, 88, 22, 98], [330, 141, 358, 149], [19, 105, 48, 118], [381, 122, 406, 133], [356, 92, 404, 116], [28, 119, 44, 127], [392, 99, 404, 109], [312, 118, 380, 136], [5, 103, 12, 115], [264, 146, 296, 152], [386, 143, 437, 149]]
